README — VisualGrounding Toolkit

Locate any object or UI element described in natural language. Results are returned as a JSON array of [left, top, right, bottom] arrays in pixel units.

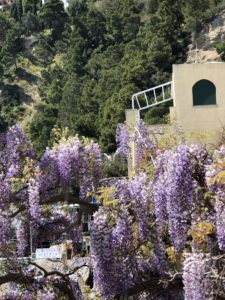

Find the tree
[[58, 74, 82, 131], [100, 0, 141, 45], [147, 0, 158, 14], [11, 0, 42, 20], [10, 0, 23, 22], [182, 0, 221, 33], [22, 0, 42, 15], [22, 12, 42, 34], [0, 23, 24, 71], [67, 0, 88, 18], [28, 103, 58, 157], [34, 36, 56, 66], [98, 83, 136, 152], [39, 0, 69, 40], [0, 84, 25, 128]]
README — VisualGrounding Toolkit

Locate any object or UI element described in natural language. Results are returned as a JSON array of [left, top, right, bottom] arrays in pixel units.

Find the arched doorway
[[192, 79, 216, 106]]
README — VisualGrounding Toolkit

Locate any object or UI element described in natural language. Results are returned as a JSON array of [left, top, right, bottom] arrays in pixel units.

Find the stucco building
[[126, 63, 225, 176], [128, 63, 225, 145], [170, 63, 225, 144]]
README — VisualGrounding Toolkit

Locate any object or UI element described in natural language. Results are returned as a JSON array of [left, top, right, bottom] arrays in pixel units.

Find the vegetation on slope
[[1, 0, 225, 155]]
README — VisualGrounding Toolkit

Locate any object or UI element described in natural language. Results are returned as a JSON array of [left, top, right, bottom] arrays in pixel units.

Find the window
[[192, 79, 216, 106]]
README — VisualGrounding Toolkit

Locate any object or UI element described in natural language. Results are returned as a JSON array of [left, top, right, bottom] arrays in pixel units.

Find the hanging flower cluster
[[153, 144, 197, 252], [207, 146, 225, 250], [16, 220, 27, 256], [183, 253, 210, 300], [91, 173, 168, 298], [116, 119, 156, 169], [40, 137, 103, 198]]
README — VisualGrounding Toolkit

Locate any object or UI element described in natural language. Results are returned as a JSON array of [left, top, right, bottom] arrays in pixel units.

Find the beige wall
[[125, 109, 139, 178], [171, 63, 225, 146]]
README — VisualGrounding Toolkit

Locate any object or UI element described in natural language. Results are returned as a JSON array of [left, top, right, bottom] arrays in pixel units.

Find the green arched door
[[193, 79, 216, 106]]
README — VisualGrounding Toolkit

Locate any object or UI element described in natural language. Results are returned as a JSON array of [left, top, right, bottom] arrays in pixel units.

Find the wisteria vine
[[2, 120, 225, 299]]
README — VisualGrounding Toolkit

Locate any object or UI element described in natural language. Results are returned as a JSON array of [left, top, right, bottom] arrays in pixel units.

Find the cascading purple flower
[[113, 173, 152, 242], [16, 220, 27, 256], [166, 144, 196, 252], [116, 119, 156, 169], [214, 199, 225, 250], [134, 118, 156, 167], [91, 173, 164, 297], [206, 146, 225, 194], [0, 211, 11, 243], [153, 150, 171, 230], [39, 290, 55, 300], [39, 148, 59, 194], [2, 284, 22, 299], [23, 291, 34, 300], [42, 137, 103, 198], [0, 163, 12, 228], [128, 173, 152, 242], [183, 253, 209, 300], [91, 206, 137, 298], [2, 125, 34, 178], [113, 208, 133, 251], [116, 124, 130, 159], [0, 175, 10, 208], [77, 141, 103, 198], [28, 178, 41, 222], [112, 208, 136, 292], [85, 142, 103, 189], [91, 207, 117, 299], [57, 143, 73, 186], [70, 280, 83, 300], [153, 145, 196, 252], [206, 146, 225, 250]]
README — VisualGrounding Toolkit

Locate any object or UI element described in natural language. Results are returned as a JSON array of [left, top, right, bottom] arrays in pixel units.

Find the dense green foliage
[[1, 0, 225, 155]]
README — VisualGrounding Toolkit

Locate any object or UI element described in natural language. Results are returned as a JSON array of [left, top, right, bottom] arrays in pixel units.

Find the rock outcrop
[[187, 11, 225, 63]]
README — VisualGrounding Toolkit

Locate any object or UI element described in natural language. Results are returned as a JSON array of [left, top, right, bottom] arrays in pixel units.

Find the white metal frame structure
[[131, 81, 173, 111]]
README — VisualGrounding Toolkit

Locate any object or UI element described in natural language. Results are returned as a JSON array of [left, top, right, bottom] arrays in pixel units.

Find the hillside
[[1, 0, 225, 155], [187, 10, 225, 63]]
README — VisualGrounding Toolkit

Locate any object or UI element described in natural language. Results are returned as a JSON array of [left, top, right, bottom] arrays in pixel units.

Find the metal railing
[[131, 81, 173, 111]]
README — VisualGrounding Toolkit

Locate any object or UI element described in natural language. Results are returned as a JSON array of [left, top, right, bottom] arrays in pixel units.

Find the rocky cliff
[[187, 11, 225, 63]]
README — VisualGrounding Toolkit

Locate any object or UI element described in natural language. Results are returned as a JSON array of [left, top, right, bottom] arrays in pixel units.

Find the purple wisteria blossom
[[16, 220, 27, 256], [206, 146, 225, 250], [153, 150, 171, 230], [116, 119, 156, 169], [128, 173, 152, 242], [28, 178, 41, 222], [45, 137, 103, 198], [1, 125, 34, 179], [91, 208, 116, 298], [183, 253, 209, 300], [116, 123, 130, 158], [39, 290, 55, 300], [166, 144, 196, 252], [134, 118, 156, 167], [153, 144, 196, 252]]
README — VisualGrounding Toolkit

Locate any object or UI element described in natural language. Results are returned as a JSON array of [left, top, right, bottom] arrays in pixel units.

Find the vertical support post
[[125, 109, 140, 178], [153, 89, 157, 103], [136, 95, 141, 109], [162, 85, 165, 101], [132, 96, 135, 109], [172, 77, 176, 107], [144, 93, 149, 106]]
